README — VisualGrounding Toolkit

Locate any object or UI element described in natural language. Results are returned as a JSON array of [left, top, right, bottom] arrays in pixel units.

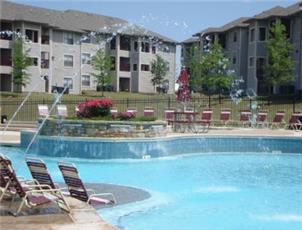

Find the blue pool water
[[1, 146, 302, 230]]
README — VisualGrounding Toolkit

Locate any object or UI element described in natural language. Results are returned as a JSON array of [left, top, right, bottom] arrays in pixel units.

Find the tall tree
[[150, 55, 169, 93], [91, 49, 113, 97], [190, 41, 234, 100], [11, 37, 32, 92], [265, 20, 294, 93]]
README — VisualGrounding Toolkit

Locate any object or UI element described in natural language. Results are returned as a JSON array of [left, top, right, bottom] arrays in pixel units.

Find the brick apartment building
[[182, 1, 302, 95], [0, 1, 177, 94]]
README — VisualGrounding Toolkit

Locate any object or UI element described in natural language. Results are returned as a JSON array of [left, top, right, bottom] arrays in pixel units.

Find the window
[[110, 57, 116, 71], [64, 55, 73, 67], [152, 46, 156, 54], [25, 29, 38, 43], [81, 75, 90, 86], [41, 28, 49, 44], [141, 64, 150, 71], [63, 32, 73, 45], [81, 53, 91, 64], [41, 52, 49, 69], [249, 57, 254, 67], [0, 48, 11, 66], [30, 57, 38, 66], [218, 34, 226, 49], [259, 27, 266, 41], [281, 18, 291, 38], [250, 28, 255, 42], [133, 64, 137, 71], [119, 57, 130, 71], [64, 78, 73, 90], [256, 58, 266, 80], [141, 42, 150, 53], [232, 56, 236, 64], [233, 32, 237, 42], [110, 37, 116, 50], [120, 35, 131, 51], [0, 22, 12, 40], [134, 41, 138, 52]]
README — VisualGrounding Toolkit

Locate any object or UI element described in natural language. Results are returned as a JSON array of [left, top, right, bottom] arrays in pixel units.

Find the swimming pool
[[1, 145, 302, 230]]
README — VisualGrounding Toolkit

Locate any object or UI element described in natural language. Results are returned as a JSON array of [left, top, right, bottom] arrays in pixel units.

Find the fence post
[[168, 97, 171, 108], [208, 95, 211, 108], [249, 98, 252, 110], [293, 93, 296, 112], [126, 98, 129, 108]]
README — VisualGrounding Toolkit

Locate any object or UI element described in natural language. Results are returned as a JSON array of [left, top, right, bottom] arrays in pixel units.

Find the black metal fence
[[1, 95, 301, 122]]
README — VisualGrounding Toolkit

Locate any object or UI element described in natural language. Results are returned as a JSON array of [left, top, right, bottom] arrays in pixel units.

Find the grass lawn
[[0, 91, 301, 122]]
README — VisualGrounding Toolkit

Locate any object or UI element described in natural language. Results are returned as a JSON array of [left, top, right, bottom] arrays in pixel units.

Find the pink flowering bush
[[76, 98, 113, 118]]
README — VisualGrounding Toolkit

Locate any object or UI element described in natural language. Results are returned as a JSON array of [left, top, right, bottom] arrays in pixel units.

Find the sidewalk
[[0, 131, 21, 146]]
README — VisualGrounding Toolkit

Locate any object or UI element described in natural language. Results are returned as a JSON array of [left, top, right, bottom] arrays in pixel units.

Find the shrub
[[117, 112, 136, 120], [76, 98, 112, 118]]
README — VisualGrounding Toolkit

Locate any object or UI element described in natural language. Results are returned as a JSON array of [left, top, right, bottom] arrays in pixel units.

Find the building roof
[[193, 17, 249, 37], [181, 37, 199, 44], [245, 1, 302, 22], [0, 1, 176, 43]]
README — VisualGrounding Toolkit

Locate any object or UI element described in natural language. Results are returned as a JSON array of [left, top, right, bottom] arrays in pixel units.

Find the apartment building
[[183, 1, 302, 95], [0, 1, 176, 94]]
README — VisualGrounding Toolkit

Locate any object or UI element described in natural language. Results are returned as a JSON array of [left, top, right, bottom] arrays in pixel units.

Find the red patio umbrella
[[176, 67, 191, 103]]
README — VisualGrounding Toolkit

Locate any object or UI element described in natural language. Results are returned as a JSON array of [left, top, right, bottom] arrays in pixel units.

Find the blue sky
[[11, 0, 297, 42]]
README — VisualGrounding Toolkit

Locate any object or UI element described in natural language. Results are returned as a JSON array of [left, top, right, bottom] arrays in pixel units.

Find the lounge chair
[[0, 155, 17, 201], [26, 157, 58, 189], [219, 109, 231, 126], [143, 107, 155, 117], [287, 112, 302, 130], [0, 155, 70, 216], [58, 162, 116, 206], [270, 111, 285, 129], [256, 111, 268, 128], [240, 110, 251, 127]]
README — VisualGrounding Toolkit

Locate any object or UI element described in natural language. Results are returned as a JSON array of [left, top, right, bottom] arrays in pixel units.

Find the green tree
[[150, 55, 169, 93], [11, 37, 32, 92], [190, 41, 234, 101], [91, 49, 113, 97], [265, 20, 294, 93]]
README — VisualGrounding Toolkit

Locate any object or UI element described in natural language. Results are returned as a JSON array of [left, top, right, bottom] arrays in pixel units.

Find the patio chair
[[26, 157, 58, 189], [144, 107, 155, 117], [240, 110, 251, 127], [256, 111, 268, 128], [58, 162, 116, 206], [126, 107, 137, 117], [164, 108, 175, 125], [287, 112, 302, 130], [184, 108, 195, 123], [0, 155, 70, 216], [110, 107, 118, 117], [270, 111, 286, 129], [198, 109, 213, 127], [57, 104, 68, 117], [219, 109, 231, 126], [38, 104, 49, 117]]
